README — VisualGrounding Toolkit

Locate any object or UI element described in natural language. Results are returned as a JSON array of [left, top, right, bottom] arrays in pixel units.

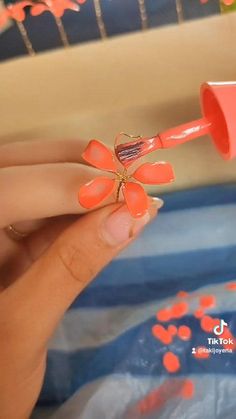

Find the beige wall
[[0, 13, 236, 192]]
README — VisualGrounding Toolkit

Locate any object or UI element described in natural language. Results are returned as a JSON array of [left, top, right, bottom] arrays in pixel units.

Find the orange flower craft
[[0, 2, 35, 56], [78, 136, 175, 218], [200, 0, 234, 4], [30, 0, 79, 17], [0, 1, 32, 26], [30, 0, 83, 47]]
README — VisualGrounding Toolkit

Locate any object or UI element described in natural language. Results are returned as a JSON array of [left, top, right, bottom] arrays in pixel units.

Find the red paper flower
[[31, 0, 79, 18], [0, 1, 32, 27], [78, 138, 175, 218]]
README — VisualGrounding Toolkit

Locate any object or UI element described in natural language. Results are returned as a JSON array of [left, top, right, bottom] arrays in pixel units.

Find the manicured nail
[[151, 197, 164, 209], [102, 204, 154, 247]]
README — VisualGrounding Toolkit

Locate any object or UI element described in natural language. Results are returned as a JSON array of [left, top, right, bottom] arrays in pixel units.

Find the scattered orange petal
[[178, 325, 192, 341], [163, 351, 180, 373], [225, 282, 236, 291], [168, 325, 178, 336], [156, 308, 172, 322], [137, 389, 163, 414], [194, 308, 205, 319], [177, 290, 189, 298], [180, 379, 195, 399], [199, 295, 216, 309], [194, 346, 210, 359], [200, 315, 219, 333], [152, 325, 172, 345], [223, 0, 234, 5], [134, 379, 185, 415], [171, 301, 189, 319]]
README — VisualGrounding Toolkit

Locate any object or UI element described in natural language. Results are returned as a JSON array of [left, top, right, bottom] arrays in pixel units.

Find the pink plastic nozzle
[[115, 82, 236, 167], [159, 81, 236, 160]]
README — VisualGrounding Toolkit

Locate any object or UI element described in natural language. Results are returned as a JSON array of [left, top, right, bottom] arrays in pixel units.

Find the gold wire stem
[[54, 16, 69, 48], [16, 21, 35, 56], [175, 0, 184, 24], [93, 0, 107, 40], [119, 133, 142, 140], [115, 169, 129, 202], [116, 181, 123, 202], [138, 0, 148, 30], [115, 132, 142, 147]]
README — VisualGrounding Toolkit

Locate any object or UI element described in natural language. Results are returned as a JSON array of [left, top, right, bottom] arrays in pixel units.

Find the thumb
[[1, 199, 162, 350]]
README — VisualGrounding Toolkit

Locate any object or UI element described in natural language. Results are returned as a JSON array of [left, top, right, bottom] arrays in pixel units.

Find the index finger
[[0, 163, 117, 228], [0, 138, 90, 168]]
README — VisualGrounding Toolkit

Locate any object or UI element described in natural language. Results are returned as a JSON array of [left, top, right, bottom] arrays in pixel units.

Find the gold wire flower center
[[115, 170, 132, 202], [115, 171, 131, 184]]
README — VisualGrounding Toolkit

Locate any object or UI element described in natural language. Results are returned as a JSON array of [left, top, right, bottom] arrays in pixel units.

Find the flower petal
[[9, 5, 25, 21], [0, 10, 9, 28], [78, 177, 116, 209], [133, 162, 175, 185], [31, 4, 48, 15], [82, 140, 117, 172], [19, 1, 33, 8], [123, 182, 148, 218], [66, 0, 79, 11], [51, 5, 64, 17]]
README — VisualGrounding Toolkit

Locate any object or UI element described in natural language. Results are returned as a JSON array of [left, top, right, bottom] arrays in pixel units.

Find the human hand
[[0, 139, 162, 419]]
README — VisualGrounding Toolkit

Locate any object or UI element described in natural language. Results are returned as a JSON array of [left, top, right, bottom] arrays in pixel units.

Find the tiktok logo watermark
[[213, 319, 228, 336], [191, 318, 234, 356]]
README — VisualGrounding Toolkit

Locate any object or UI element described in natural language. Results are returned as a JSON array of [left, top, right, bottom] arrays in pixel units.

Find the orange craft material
[[225, 282, 236, 291], [163, 351, 181, 373], [181, 380, 195, 399], [156, 308, 172, 322], [152, 325, 172, 345], [168, 324, 178, 336], [200, 315, 220, 333], [194, 308, 205, 319], [178, 325, 192, 341], [78, 137, 174, 218], [194, 347, 210, 359], [135, 379, 194, 415], [199, 295, 216, 309], [201, 0, 234, 4], [177, 290, 189, 298], [31, 0, 79, 17], [0, 1, 32, 26], [171, 301, 189, 319]]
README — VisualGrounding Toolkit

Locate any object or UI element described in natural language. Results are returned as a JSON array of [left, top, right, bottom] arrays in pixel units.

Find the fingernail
[[102, 205, 154, 247], [151, 197, 164, 209]]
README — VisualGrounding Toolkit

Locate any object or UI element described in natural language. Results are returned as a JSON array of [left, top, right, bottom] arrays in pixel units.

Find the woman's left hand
[[0, 139, 160, 419]]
